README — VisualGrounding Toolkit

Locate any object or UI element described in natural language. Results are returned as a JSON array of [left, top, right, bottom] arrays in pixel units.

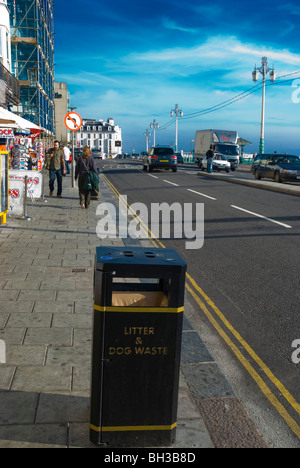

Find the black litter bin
[[90, 246, 187, 447]]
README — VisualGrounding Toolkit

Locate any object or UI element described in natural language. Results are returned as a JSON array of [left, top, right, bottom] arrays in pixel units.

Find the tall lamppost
[[144, 129, 151, 152], [170, 104, 183, 152], [150, 119, 159, 146], [252, 57, 276, 154]]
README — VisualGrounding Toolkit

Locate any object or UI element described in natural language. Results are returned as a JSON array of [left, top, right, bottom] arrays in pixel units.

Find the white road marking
[[187, 189, 217, 201], [231, 205, 292, 229], [163, 180, 180, 187]]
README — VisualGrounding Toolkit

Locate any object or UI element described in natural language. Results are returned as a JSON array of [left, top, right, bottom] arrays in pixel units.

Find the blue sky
[[54, 1, 300, 154]]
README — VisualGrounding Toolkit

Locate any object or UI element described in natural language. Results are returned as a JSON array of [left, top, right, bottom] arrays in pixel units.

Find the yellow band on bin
[[90, 422, 177, 433], [94, 304, 184, 314]]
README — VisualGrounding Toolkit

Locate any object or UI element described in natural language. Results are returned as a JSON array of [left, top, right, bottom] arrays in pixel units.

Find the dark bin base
[[90, 427, 176, 448]]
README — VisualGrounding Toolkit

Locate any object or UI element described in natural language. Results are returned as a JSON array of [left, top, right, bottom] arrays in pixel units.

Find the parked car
[[91, 152, 102, 159], [200, 154, 230, 173], [251, 154, 300, 183], [74, 149, 83, 162], [143, 146, 177, 172]]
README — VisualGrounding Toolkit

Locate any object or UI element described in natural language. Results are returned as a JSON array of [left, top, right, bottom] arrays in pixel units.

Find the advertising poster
[[8, 175, 25, 217], [9, 169, 43, 200]]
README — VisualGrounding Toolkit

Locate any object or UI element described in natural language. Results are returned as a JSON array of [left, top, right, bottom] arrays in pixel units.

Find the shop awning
[[0, 118, 16, 125], [0, 107, 43, 132]]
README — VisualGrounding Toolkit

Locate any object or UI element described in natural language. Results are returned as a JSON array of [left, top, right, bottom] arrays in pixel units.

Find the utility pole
[[150, 119, 159, 146], [252, 57, 276, 154], [170, 104, 183, 152], [144, 129, 151, 152]]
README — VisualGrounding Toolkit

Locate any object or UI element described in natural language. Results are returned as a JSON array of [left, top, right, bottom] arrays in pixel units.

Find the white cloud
[[277, 3, 300, 15], [162, 18, 199, 34], [231, 44, 300, 66]]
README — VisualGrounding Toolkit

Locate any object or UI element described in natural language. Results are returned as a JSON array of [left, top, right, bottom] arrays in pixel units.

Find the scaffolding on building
[[7, 0, 55, 135]]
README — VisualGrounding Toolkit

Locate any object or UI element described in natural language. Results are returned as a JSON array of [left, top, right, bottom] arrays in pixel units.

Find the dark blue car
[[143, 146, 177, 172]]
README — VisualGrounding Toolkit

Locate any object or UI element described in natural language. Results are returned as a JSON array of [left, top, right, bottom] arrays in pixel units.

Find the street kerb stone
[[196, 397, 268, 448]]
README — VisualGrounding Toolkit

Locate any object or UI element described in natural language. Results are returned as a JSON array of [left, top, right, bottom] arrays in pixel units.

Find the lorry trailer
[[195, 130, 240, 171]]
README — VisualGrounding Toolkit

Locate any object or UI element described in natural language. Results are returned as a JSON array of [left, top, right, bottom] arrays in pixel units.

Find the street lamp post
[[150, 119, 159, 146], [252, 57, 276, 154], [144, 129, 151, 152], [170, 104, 183, 152]]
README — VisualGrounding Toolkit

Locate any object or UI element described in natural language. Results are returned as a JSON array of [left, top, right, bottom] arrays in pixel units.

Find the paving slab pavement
[[0, 173, 267, 448]]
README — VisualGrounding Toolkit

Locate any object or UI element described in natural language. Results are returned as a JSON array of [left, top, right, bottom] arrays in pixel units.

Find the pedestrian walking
[[62, 144, 71, 176], [206, 145, 214, 174], [46, 140, 66, 198], [75, 146, 98, 209]]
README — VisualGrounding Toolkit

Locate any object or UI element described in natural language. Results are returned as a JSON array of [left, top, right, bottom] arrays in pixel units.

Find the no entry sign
[[64, 112, 82, 132]]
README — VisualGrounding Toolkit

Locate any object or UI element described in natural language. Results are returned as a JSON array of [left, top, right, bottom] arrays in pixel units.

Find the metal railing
[[0, 62, 20, 106]]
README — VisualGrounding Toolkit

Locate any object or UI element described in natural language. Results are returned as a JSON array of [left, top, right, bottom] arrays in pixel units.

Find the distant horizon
[[54, 0, 300, 155]]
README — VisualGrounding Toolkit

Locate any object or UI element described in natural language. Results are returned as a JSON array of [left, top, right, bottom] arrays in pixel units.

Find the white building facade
[[74, 118, 122, 158], [0, 0, 11, 72]]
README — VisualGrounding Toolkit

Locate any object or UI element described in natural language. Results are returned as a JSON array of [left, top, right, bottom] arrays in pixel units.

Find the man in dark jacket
[[206, 145, 214, 174], [46, 140, 66, 198]]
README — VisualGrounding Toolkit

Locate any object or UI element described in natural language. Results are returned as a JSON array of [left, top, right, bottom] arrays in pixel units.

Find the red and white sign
[[0, 128, 14, 138], [10, 170, 43, 199], [64, 112, 82, 132]]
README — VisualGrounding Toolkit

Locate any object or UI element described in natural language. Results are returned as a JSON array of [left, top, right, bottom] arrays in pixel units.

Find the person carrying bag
[[75, 146, 99, 209], [206, 145, 214, 174]]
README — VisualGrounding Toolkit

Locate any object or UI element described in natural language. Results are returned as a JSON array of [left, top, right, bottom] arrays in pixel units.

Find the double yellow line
[[101, 173, 300, 440]]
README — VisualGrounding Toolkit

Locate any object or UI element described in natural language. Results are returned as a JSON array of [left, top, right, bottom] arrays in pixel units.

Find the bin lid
[[96, 247, 186, 268]]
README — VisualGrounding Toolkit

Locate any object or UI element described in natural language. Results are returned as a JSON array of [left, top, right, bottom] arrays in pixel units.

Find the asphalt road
[[96, 158, 300, 447]]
